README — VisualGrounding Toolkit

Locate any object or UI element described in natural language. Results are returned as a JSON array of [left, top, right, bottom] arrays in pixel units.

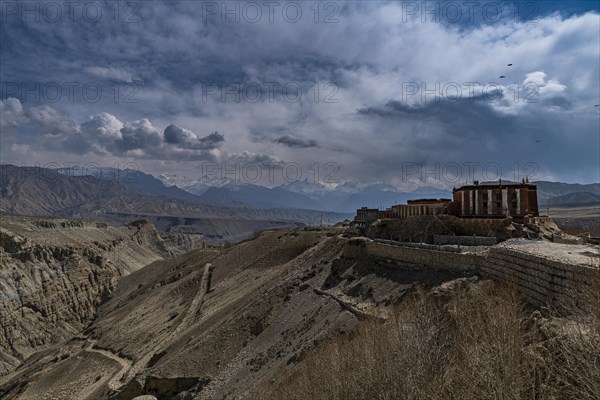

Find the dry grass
[[548, 272, 600, 399], [257, 278, 600, 400]]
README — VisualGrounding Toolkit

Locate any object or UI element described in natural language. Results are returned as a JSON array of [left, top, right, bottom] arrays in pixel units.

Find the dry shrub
[[544, 270, 600, 400], [258, 277, 600, 400]]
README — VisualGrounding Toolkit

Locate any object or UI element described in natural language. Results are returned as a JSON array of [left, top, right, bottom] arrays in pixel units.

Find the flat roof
[[496, 239, 599, 269], [454, 183, 537, 191]]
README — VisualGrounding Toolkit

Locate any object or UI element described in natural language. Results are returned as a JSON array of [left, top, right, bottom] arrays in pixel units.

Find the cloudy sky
[[1, 0, 599, 188]]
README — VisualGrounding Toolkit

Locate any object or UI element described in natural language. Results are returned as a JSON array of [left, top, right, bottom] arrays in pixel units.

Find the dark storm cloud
[[164, 124, 192, 144], [200, 131, 225, 147], [350, 89, 599, 185], [119, 119, 163, 151], [0, 1, 598, 184], [358, 93, 517, 144], [163, 124, 224, 150], [274, 135, 319, 148]]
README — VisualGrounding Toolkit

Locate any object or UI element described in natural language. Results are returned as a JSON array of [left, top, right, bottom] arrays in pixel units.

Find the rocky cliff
[[0, 215, 204, 375]]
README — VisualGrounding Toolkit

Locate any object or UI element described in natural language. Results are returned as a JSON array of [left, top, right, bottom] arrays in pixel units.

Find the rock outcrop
[[159, 231, 206, 255], [0, 215, 204, 375]]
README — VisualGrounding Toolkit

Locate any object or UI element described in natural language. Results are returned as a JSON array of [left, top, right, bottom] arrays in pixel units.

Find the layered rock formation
[[0, 215, 204, 375]]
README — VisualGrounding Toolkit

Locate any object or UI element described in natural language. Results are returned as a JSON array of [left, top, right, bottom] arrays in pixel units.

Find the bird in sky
[[499, 75, 506, 78], [536, 140, 541, 143], [507, 63, 513, 66], [595, 104, 599, 107]]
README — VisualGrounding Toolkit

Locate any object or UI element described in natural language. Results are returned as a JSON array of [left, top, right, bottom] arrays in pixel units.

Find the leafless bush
[[256, 277, 600, 400], [544, 270, 600, 400]]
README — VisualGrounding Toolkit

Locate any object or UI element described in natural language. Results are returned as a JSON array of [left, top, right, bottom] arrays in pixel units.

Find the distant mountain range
[[534, 181, 600, 206], [52, 167, 600, 212], [60, 168, 452, 212], [155, 175, 600, 212], [200, 183, 323, 210], [2, 165, 596, 237], [56, 167, 202, 202], [0, 165, 350, 244], [192, 181, 447, 212], [156, 175, 453, 212]]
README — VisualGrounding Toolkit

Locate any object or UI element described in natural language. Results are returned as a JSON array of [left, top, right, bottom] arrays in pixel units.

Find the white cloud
[[0, 97, 23, 134], [0, 98, 226, 163], [524, 71, 567, 97], [84, 66, 136, 83], [81, 113, 124, 141]]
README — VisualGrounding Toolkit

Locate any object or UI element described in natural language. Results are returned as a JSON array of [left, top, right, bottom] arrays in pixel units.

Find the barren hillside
[[0, 226, 477, 399], [0, 215, 204, 376]]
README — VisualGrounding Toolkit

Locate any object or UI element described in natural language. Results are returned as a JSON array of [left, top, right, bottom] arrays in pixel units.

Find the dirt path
[[121, 262, 214, 386], [76, 262, 213, 397], [84, 340, 133, 391], [312, 287, 385, 321]]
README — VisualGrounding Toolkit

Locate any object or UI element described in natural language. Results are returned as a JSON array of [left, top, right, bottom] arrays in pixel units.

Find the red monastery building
[[355, 181, 539, 225], [449, 182, 539, 220]]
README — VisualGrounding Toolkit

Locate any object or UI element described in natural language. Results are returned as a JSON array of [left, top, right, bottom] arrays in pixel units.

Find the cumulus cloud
[[200, 131, 226, 147], [0, 98, 225, 161], [24, 105, 80, 137], [163, 123, 195, 145], [0, 97, 23, 133], [522, 71, 570, 109], [81, 112, 124, 141], [118, 119, 163, 152]]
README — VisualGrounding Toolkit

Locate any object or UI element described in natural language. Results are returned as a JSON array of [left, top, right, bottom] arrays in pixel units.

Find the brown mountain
[[0, 165, 349, 244]]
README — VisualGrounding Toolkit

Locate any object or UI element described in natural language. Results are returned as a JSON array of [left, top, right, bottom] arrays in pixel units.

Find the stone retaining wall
[[480, 247, 598, 305], [342, 238, 599, 306], [374, 239, 461, 253], [342, 239, 478, 271], [434, 235, 497, 246]]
